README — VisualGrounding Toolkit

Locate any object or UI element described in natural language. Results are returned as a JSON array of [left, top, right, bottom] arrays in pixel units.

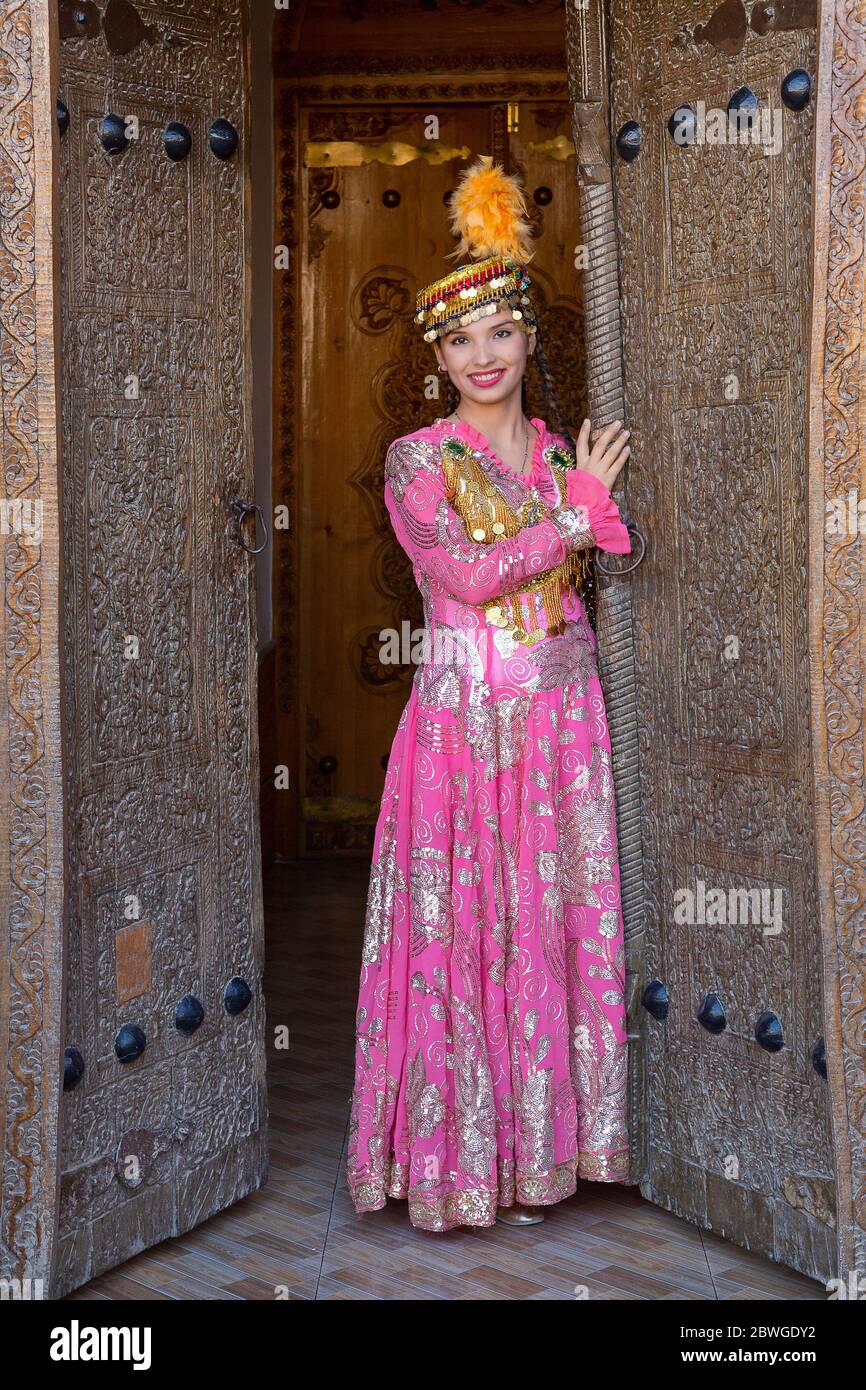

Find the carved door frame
[[807, 0, 866, 1283], [565, 0, 866, 1281], [0, 0, 65, 1293]]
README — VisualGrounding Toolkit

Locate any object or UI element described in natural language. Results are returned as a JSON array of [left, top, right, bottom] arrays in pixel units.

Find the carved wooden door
[[294, 101, 586, 856], [54, 0, 266, 1295], [606, 0, 835, 1280]]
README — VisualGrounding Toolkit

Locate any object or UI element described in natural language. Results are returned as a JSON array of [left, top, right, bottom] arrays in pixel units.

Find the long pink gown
[[346, 414, 631, 1231]]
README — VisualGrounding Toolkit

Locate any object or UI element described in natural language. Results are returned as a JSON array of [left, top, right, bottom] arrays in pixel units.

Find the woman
[[346, 158, 632, 1231]]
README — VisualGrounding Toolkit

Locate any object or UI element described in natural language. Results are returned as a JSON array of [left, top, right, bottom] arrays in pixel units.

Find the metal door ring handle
[[596, 519, 646, 576], [231, 499, 269, 556]]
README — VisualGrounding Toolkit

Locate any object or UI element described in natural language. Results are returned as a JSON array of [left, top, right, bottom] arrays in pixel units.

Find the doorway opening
[[257, 0, 597, 1285]]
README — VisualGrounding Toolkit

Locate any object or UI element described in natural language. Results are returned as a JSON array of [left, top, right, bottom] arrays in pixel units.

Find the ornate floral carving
[[808, 0, 866, 1281], [308, 168, 339, 262], [278, 50, 567, 80], [308, 109, 405, 142], [0, 0, 65, 1295], [274, 80, 300, 795], [350, 266, 414, 336]]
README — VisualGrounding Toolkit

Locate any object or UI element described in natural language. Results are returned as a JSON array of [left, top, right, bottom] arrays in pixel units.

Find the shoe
[[495, 1205, 545, 1226]]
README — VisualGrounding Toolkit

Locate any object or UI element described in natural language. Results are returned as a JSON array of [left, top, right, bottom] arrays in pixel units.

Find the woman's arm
[[384, 436, 598, 607], [564, 468, 632, 554]]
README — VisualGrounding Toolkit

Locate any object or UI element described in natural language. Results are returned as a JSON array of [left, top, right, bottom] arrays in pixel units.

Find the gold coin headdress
[[414, 156, 538, 343]]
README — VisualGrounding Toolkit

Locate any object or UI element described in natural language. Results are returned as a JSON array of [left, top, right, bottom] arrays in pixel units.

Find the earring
[[437, 363, 447, 373]]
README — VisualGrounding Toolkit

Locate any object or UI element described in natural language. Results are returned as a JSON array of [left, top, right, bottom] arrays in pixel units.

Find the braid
[[533, 331, 576, 456], [532, 328, 599, 628]]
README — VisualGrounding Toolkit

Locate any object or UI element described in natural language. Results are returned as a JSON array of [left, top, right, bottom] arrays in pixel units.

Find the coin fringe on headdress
[[414, 157, 538, 342]]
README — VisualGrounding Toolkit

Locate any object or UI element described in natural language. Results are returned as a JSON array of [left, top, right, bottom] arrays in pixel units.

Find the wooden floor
[[68, 860, 824, 1301]]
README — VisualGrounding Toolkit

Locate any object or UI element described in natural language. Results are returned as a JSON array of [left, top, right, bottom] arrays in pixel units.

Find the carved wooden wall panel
[[0, 0, 65, 1296], [607, 0, 834, 1279], [55, 0, 266, 1295]]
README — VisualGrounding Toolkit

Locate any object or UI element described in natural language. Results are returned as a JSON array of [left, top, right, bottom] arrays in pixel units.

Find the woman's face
[[434, 309, 535, 406]]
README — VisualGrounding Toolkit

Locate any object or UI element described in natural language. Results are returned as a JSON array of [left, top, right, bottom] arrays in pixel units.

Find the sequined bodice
[[383, 417, 601, 707]]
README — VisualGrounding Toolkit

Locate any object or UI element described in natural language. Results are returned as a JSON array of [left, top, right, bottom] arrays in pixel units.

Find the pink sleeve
[[565, 468, 631, 554], [384, 436, 597, 606]]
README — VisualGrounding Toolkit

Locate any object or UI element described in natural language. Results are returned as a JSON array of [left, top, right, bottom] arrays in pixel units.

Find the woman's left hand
[[572, 418, 631, 492]]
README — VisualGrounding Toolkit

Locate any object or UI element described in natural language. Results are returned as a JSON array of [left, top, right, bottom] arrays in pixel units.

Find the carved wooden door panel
[[608, 1, 835, 1280], [294, 102, 585, 856], [54, 0, 266, 1294]]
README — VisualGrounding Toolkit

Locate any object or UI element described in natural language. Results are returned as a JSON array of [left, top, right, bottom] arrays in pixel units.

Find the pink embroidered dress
[[346, 414, 631, 1231]]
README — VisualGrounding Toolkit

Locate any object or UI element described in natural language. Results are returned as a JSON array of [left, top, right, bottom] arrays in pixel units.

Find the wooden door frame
[[0, 0, 66, 1294], [566, 0, 866, 1281], [564, 0, 647, 1191], [807, 0, 866, 1282]]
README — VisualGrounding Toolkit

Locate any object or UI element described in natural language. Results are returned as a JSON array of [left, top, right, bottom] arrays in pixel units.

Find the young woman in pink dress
[[346, 158, 632, 1231]]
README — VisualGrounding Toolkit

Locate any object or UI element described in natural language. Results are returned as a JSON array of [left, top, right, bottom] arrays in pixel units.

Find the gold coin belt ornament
[[439, 434, 591, 647]]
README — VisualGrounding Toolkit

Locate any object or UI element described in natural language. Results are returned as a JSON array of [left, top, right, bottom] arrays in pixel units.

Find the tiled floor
[[68, 861, 824, 1301]]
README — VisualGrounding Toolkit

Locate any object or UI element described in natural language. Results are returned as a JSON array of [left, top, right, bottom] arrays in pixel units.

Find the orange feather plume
[[447, 156, 535, 264]]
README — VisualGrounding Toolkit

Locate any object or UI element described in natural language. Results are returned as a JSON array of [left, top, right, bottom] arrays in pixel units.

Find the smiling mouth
[[468, 369, 506, 386]]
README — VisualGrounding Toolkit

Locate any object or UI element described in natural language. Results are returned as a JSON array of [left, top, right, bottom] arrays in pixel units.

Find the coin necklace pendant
[[480, 421, 528, 538]]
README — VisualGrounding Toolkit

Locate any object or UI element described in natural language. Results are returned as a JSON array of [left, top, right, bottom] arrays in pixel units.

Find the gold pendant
[[441, 434, 587, 647]]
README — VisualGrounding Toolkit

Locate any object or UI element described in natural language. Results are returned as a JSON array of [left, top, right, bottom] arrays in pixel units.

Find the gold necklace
[[452, 413, 531, 479]]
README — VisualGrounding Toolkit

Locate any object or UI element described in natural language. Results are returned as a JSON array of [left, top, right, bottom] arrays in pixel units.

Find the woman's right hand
[[574, 418, 631, 491]]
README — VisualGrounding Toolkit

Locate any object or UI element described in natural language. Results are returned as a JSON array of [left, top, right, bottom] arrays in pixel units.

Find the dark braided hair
[[531, 330, 577, 457], [442, 373, 460, 417], [530, 327, 599, 627]]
